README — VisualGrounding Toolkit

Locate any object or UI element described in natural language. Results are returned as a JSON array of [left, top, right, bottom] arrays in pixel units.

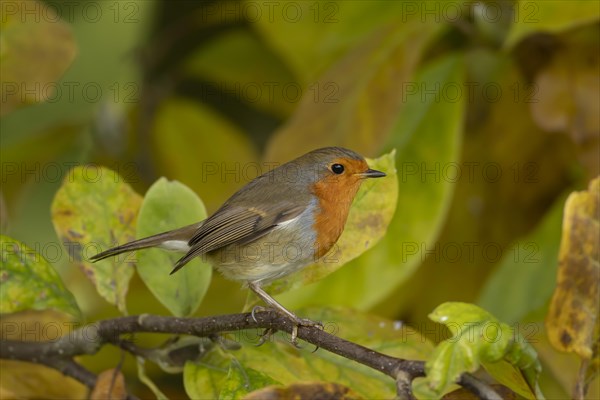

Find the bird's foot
[[250, 306, 322, 347], [288, 316, 323, 347]]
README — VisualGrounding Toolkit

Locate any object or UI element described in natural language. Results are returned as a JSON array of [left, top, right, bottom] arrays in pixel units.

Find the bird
[[91, 147, 386, 341]]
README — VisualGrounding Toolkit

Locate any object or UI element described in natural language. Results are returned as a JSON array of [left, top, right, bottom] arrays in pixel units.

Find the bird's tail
[[90, 222, 203, 262]]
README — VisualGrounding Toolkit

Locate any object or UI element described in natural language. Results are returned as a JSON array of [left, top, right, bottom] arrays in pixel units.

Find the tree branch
[[0, 311, 501, 399]]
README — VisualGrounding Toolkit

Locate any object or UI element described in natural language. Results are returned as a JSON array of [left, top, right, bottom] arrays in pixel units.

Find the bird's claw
[[256, 327, 276, 347], [251, 305, 268, 323], [289, 317, 323, 347]]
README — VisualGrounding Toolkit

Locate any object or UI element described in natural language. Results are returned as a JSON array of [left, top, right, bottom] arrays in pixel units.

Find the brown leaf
[[530, 26, 600, 177], [546, 176, 599, 360], [90, 369, 127, 400], [244, 381, 362, 400]]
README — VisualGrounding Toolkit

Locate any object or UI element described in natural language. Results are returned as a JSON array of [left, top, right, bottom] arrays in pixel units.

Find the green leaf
[[482, 360, 539, 400], [152, 98, 260, 211], [477, 196, 564, 323], [0, 0, 76, 116], [185, 307, 432, 399], [267, 150, 397, 294], [278, 54, 464, 310], [136, 178, 211, 317], [264, 16, 445, 161], [416, 302, 541, 399], [219, 364, 280, 399], [51, 166, 142, 313], [184, 347, 230, 399], [0, 235, 80, 319], [504, 0, 600, 48]]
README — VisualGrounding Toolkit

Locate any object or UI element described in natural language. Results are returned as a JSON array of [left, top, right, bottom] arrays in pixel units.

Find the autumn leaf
[[546, 177, 599, 380], [51, 166, 142, 313], [0, 235, 80, 319]]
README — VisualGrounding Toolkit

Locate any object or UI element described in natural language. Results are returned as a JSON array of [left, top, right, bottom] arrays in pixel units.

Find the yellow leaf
[[0, 310, 87, 399], [546, 176, 599, 359], [51, 166, 143, 313]]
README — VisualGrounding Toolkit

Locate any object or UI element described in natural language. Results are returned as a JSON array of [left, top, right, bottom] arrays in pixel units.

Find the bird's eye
[[331, 164, 345, 174]]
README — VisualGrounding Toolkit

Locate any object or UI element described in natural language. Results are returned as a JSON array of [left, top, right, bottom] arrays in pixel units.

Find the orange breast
[[312, 176, 361, 259]]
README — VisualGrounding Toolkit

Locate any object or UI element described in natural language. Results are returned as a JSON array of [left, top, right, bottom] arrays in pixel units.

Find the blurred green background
[[1, 0, 598, 398]]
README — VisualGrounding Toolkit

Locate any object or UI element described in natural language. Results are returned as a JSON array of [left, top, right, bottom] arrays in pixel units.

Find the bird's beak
[[357, 169, 386, 178]]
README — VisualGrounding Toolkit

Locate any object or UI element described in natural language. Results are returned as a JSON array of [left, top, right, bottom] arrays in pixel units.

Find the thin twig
[[459, 374, 503, 400]]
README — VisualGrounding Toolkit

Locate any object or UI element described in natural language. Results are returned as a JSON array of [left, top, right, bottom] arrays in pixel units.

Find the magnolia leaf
[[266, 150, 397, 294], [0, 236, 80, 319], [136, 178, 211, 317], [416, 302, 541, 399], [0, 0, 76, 116], [51, 166, 142, 313], [184, 347, 230, 400], [220, 365, 280, 399], [546, 177, 599, 361], [184, 307, 432, 399]]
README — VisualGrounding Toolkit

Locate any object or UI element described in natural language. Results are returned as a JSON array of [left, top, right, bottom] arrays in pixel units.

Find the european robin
[[92, 147, 386, 340]]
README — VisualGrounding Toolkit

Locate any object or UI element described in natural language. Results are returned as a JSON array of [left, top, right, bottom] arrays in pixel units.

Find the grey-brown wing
[[170, 203, 306, 274]]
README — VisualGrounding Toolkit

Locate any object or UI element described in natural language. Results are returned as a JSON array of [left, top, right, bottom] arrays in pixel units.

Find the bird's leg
[[248, 282, 322, 345]]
